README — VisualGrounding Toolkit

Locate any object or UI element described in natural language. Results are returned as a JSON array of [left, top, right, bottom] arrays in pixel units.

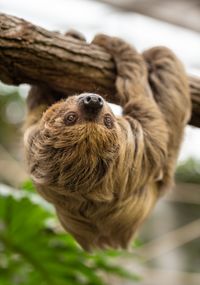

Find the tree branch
[[0, 13, 199, 127]]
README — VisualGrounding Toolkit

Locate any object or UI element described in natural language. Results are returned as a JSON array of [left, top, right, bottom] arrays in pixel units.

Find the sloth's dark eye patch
[[104, 114, 114, 129], [64, 112, 78, 125]]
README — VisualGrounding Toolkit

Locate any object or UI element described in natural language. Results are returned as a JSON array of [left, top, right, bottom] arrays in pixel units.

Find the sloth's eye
[[64, 113, 78, 125], [104, 115, 114, 129]]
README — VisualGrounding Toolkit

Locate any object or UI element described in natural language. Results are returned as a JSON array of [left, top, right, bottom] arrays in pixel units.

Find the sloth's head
[[29, 93, 120, 192]]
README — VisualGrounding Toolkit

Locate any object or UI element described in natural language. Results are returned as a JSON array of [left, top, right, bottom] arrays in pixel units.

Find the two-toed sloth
[[24, 34, 191, 251]]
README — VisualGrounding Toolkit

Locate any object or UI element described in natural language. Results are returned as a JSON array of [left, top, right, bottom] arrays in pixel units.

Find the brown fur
[[24, 35, 191, 251]]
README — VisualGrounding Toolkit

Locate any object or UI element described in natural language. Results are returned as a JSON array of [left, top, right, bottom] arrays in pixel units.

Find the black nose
[[82, 94, 104, 111]]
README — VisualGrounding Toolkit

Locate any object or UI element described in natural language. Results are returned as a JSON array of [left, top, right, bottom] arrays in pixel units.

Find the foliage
[[0, 82, 27, 155], [0, 183, 139, 285], [176, 158, 200, 184]]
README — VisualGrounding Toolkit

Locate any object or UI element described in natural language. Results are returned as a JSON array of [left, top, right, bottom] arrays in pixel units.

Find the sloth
[[24, 34, 191, 251]]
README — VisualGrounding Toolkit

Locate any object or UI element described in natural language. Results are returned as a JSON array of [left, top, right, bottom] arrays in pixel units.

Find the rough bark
[[0, 13, 200, 127]]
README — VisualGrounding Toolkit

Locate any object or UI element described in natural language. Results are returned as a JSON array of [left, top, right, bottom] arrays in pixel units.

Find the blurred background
[[0, 1, 199, 285]]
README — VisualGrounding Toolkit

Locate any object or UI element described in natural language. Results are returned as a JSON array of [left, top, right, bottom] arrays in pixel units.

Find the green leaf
[[0, 184, 139, 285], [21, 180, 36, 193]]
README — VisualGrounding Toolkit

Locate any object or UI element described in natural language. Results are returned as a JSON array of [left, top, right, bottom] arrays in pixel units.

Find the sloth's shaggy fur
[[24, 35, 191, 251]]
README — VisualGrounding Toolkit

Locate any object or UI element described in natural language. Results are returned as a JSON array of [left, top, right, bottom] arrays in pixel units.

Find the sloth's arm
[[93, 35, 169, 183], [25, 86, 55, 128], [122, 88, 168, 184]]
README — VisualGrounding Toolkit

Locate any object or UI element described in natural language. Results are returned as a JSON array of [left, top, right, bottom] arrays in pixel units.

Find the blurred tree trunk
[[0, 13, 200, 127]]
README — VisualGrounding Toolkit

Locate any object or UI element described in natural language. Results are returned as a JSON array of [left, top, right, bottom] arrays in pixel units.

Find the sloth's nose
[[82, 94, 104, 112], [83, 94, 104, 109]]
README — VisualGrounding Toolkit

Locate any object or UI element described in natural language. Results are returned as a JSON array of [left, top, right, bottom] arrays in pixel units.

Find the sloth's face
[[43, 93, 116, 130], [37, 93, 120, 191], [42, 93, 119, 144]]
